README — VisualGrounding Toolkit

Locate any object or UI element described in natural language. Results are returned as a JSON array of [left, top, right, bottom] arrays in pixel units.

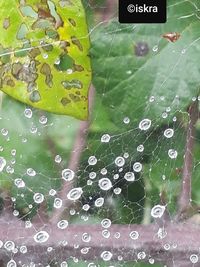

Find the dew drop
[[39, 115, 48, 124], [129, 231, 139, 240], [101, 134, 111, 143], [190, 254, 198, 264], [34, 231, 49, 243], [24, 108, 32, 118], [82, 233, 91, 242], [57, 220, 68, 229], [98, 178, 112, 191], [101, 251, 113, 261], [168, 149, 178, 159], [139, 119, 151, 131], [151, 205, 165, 218], [95, 197, 104, 207], [133, 162, 142, 172], [54, 198, 62, 209], [4, 241, 15, 251], [27, 168, 36, 177], [123, 117, 130, 124], [164, 128, 174, 138], [67, 187, 83, 201], [7, 260, 16, 267], [88, 156, 97, 166], [115, 156, 125, 167], [60, 261, 68, 267], [62, 169, 74, 181], [33, 193, 44, 204], [124, 172, 135, 182], [152, 45, 158, 52], [137, 251, 146, 260], [101, 218, 111, 228], [14, 178, 25, 188], [55, 155, 62, 163], [137, 144, 144, 152]]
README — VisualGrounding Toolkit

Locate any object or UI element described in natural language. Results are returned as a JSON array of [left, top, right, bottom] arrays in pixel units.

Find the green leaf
[[0, 0, 91, 120], [91, 0, 200, 126]]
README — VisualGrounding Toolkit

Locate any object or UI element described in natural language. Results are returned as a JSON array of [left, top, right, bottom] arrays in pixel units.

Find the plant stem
[[50, 86, 95, 224], [177, 101, 198, 218]]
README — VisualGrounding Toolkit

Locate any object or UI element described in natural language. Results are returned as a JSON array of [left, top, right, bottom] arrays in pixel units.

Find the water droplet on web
[[101, 168, 107, 175], [88, 156, 97, 166], [124, 172, 135, 181], [89, 172, 96, 179], [54, 198, 62, 208], [55, 155, 62, 163], [139, 119, 151, 131], [164, 128, 174, 138], [181, 49, 186, 54], [102, 229, 110, 238], [33, 193, 44, 204], [20, 245, 27, 254], [82, 204, 90, 211], [151, 205, 165, 218], [149, 258, 155, 264], [62, 169, 75, 181], [190, 254, 198, 264], [152, 45, 158, 52], [129, 231, 139, 240], [60, 262, 68, 267], [137, 251, 146, 260], [133, 162, 142, 172], [101, 218, 111, 228], [123, 117, 130, 124], [0, 157, 6, 172], [11, 149, 16, 156], [1, 128, 8, 136], [34, 231, 49, 243], [101, 251, 113, 261], [82, 233, 91, 242], [14, 178, 25, 188], [67, 187, 83, 200], [7, 260, 17, 267], [115, 156, 125, 167], [101, 134, 111, 143], [39, 115, 48, 124], [168, 149, 178, 159], [24, 108, 32, 118], [149, 96, 155, 102], [49, 189, 56, 196], [114, 187, 121, 194], [137, 144, 144, 152], [4, 241, 15, 251], [27, 168, 36, 177], [162, 112, 168, 119], [57, 220, 68, 229], [95, 197, 104, 207], [88, 263, 97, 267], [98, 178, 112, 191]]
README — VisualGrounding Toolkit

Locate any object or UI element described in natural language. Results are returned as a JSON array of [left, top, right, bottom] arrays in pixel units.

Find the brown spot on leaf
[[71, 36, 83, 51], [61, 97, 71, 106], [68, 18, 76, 27], [29, 90, 41, 102], [29, 48, 41, 58], [3, 18, 10, 30], [12, 61, 38, 83], [74, 64, 84, 72], [40, 63, 53, 87], [69, 94, 81, 102]]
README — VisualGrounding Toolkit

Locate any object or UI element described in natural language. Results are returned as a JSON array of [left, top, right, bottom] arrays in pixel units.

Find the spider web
[[1, 0, 200, 267]]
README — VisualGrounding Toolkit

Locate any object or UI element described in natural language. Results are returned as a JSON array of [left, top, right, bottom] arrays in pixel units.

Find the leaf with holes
[[0, 0, 91, 120]]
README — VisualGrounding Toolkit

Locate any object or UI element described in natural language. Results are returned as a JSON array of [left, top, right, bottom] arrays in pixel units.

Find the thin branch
[[50, 86, 95, 224], [177, 100, 199, 218], [0, 221, 200, 266]]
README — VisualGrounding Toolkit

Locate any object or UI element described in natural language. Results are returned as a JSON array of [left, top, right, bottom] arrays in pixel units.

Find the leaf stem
[[177, 100, 198, 218]]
